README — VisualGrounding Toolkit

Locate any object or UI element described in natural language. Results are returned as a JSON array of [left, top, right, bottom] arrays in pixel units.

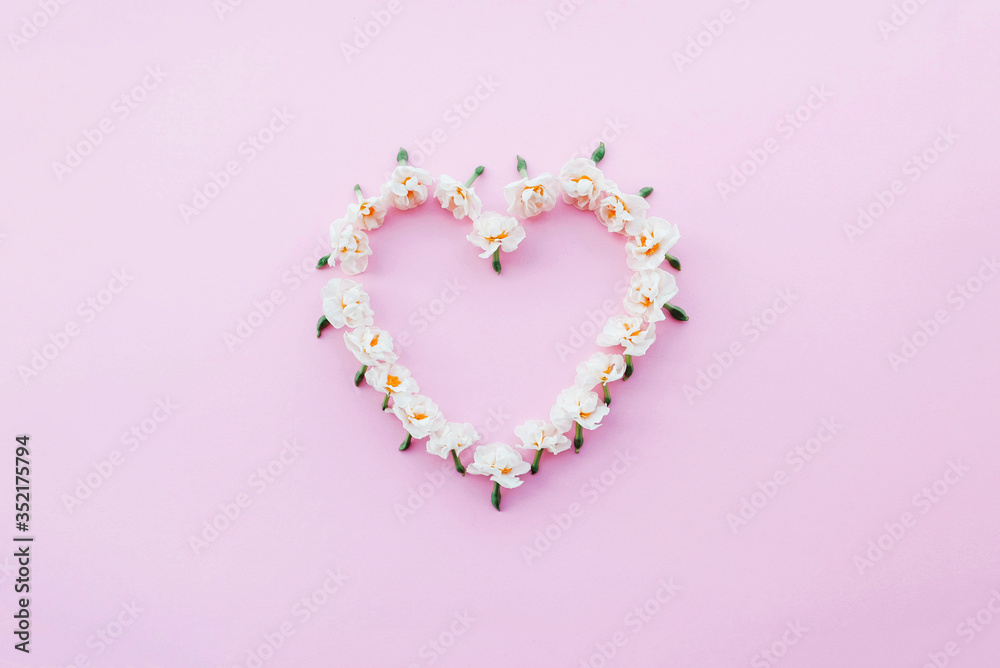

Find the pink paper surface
[[2, 1, 999, 666]]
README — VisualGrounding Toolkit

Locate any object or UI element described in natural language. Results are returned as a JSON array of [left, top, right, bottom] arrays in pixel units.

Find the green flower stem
[[316, 253, 330, 269], [396, 147, 408, 165], [354, 364, 367, 387], [492, 248, 502, 275], [603, 382, 611, 406], [624, 354, 634, 380], [516, 155, 528, 178], [381, 393, 390, 411], [316, 315, 330, 337], [638, 186, 653, 198], [399, 433, 412, 451], [665, 252, 681, 271], [491, 482, 501, 511], [465, 165, 485, 187], [531, 448, 543, 474], [354, 184, 363, 202], [664, 303, 690, 321], [451, 449, 466, 476], [591, 142, 606, 163], [574, 423, 584, 452]]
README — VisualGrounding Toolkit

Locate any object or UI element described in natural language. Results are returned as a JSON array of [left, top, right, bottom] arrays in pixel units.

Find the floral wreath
[[315, 144, 688, 511]]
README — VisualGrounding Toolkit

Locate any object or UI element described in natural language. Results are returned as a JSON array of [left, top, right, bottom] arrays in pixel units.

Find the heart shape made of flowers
[[316, 145, 688, 511]]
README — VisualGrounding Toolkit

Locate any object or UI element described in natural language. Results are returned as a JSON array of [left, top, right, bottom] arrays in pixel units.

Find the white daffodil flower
[[427, 421, 480, 458], [624, 216, 680, 271], [392, 392, 446, 440], [467, 211, 526, 273], [575, 352, 627, 390], [365, 362, 418, 397], [468, 442, 531, 489], [623, 268, 679, 323], [434, 174, 483, 220], [596, 186, 650, 233], [428, 421, 481, 476], [503, 173, 559, 218], [558, 157, 607, 211], [330, 221, 372, 275], [344, 325, 397, 366], [346, 189, 388, 231], [515, 420, 572, 454], [321, 278, 374, 330], [381, 165, 434, 210], [550, 385, 610, 433], [596, 316, 657, 356]]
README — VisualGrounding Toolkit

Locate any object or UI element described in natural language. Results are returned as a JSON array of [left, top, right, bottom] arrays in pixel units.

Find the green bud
[[591, 142, 606, 163], [664, 303, 689, 321], [316, 315, 330, 337]]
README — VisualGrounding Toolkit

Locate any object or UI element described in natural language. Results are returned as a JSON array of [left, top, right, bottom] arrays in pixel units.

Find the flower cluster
[[315, 144, 689, 511]]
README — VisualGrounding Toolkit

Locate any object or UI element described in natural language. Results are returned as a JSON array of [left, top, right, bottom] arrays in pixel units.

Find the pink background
[[2, 0, 1000, 666]]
